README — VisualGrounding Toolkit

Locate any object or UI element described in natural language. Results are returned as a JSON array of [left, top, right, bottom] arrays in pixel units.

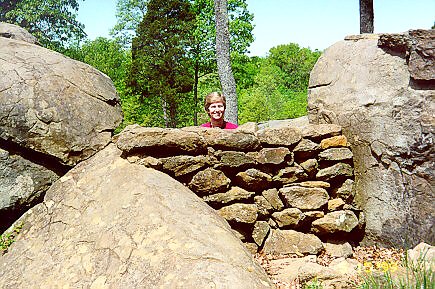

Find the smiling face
[[208, 101, 225, 121]]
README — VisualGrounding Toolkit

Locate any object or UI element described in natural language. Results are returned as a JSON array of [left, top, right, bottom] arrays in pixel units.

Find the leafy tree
[[112, 0, 253, 125], [130, 0, 195, 128], [0, 0, 86, 50], [360, 0, 374, 33], [267, 44, 321, 92], [238, 43, 321, 124], [214, 0, 238, 124], [231, 53, 261, 90], [110, 0, 148, 48]]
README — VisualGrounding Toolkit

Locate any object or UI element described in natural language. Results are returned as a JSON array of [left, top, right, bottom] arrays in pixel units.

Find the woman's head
[[204, 92, 226, 113], [204, 92, 226, 122]]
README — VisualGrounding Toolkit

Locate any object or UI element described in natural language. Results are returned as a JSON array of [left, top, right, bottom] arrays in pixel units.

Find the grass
[[0, 223, 23, 255], [357, 248, 434, 289]]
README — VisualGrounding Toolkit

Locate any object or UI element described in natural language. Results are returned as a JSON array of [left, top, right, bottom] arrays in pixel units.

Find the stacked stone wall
[[115, 123, 364, 255]]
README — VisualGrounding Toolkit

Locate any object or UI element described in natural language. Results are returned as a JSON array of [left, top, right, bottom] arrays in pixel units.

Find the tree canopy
[[0, 0, 86, 50], [130, 0, 196, 128]]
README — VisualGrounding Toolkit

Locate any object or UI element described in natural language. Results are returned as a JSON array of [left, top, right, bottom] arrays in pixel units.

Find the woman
[[200, 92, 238, 129]]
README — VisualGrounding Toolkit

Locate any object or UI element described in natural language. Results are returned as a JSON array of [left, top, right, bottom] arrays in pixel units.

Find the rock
[[0, 148, 59, 231], [217, 151, 256, 169], [328, 198, 345, 211], [320, 135, 349, 149], [235, 168, 273, 192], [0, 35, 122, 165], [263, 229, 323, 255], [303, 211, 325, 223], [267, 255, 317, 284], [316, 163, 353, 181], [285, 181, 330, 189], [237, 122, 258, 133], [258, 116, 309, 130], [407, 30, 435, 81], [256, 127, 302, 146], [132, 156, 162, 169], [407, 242, 435, 271], [301, 124, 342, 141], [252, 221, 270, 246], [377, 30, 435, 81], [254, 195, 273, 217], [273, 165, 308, 184], [243, 242, 259, 255], [308, 31, 434, 246], [161, 155, 209, 176], [333, 179, 355, 201], [256, 147, 291, 165], [0, 144, 273, 288], [271, 208, 305, 228], [218, 203, 258, 224], [300, 158, 318, 175], [203, 186, 255, 205], [294, 138, 321, 153], [279, 186, 329, 210], [328, 257, 360, 276], [312, 210, 359, 234], [262, 188, 284, 211], [323, 242, 353, 258], [189, 168, 231, 195], [297, 262, 341, 284], [193, 128, 260, 151], [318, 148, 353, 161], [0, 22, 38, 44], [116, 125, 207, 156]]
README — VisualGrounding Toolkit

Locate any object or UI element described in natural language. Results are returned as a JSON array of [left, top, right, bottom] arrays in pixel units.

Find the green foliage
[[130, 0, 196, 128], [110, 0, 148, 48], [237, 44, 320, 124], [63, 37, 137, 131], [267, 43, 321, 91], [0, 223, 23, 255], [190, 0, 253, 124], [66, 37, 131, 87], [0, 0, 86, 51], [304, 279, 323, 289], [357, 251, 435, 289], [113, 0, 254, 125]]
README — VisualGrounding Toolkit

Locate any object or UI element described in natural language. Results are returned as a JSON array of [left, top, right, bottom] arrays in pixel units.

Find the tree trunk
[[214, 0, 238, 124], [193, 61, 199, 126], [360, 0, 374, 33]]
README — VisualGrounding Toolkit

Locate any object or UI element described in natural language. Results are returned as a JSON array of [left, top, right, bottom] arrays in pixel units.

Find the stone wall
[[307, 30, 434, 247], [114, 122, 364, 254]]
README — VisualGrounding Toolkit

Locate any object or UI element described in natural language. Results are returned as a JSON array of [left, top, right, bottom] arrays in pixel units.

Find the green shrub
[[0, 223, 23, 255], [357, 249, 434, 289]]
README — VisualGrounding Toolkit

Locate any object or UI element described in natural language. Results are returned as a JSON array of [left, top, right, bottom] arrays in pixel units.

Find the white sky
[[77, 0, 435, 57]]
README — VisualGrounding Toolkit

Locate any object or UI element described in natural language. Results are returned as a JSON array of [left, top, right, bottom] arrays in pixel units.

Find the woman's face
[[208, 102, 225, 121]]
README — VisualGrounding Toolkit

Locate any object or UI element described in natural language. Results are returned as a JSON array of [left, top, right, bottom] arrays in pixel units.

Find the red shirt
[[200, 121, 238, 129]]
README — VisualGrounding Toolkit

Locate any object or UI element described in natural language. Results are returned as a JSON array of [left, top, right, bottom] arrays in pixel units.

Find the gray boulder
[[0, 33, 122, 165], [0, 148, 60, 231], [0, 24, 123, 232], [308, 31, 434, 247], [0, 144, 273, 288], [0, 22, 38, 44]]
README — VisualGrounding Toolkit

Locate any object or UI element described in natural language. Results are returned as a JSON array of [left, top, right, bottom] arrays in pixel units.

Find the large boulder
[[0, 34, 122, 165], [0, 22, 38, 44], [0, 144, 273, 288], [307, 30, 434, 247], [0, 24, 123, 232], [0, 148, 60, 229]]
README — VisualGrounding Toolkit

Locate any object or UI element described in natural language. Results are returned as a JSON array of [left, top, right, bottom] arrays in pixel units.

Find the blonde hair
[[204, 92, 226, 114]]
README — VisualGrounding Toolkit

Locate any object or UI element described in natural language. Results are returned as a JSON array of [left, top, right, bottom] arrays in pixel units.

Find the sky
[[77, 0, 435, 57]]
